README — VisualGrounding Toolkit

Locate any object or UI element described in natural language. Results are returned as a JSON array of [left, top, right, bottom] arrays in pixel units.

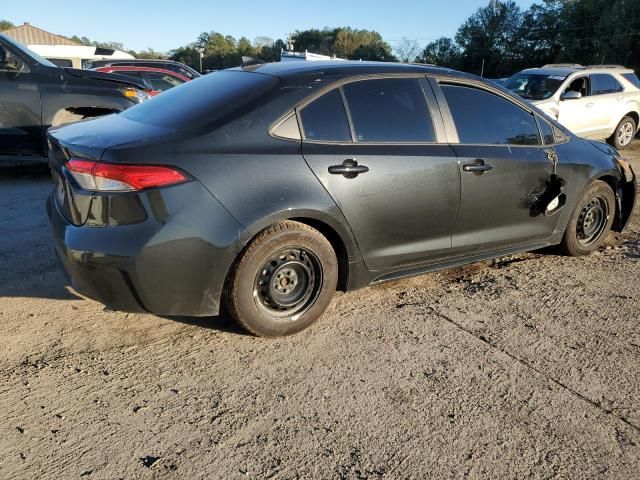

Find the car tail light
[[66, 159, 187, 192]]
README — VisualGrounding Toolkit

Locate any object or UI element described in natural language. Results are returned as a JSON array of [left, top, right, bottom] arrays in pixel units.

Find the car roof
[[518, 66, 635, 77], [242, 60, 477, 81]]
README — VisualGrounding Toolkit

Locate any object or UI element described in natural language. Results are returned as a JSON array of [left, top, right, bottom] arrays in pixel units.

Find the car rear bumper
[[46, 180, 245, 317]]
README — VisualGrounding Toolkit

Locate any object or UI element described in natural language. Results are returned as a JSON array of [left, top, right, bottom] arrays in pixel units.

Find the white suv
[[504, 64, 640, 149]]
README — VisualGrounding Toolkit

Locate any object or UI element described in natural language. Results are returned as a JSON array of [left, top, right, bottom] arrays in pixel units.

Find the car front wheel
[[609, 116, 637, 150], [223, 221, 338, 337], [559, 180, 615, 256]]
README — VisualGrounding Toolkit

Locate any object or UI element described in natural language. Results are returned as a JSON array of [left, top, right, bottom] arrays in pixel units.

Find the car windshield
[[504, 73, 566, 100]]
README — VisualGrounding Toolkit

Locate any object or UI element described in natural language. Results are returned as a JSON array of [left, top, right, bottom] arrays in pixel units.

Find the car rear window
[[120, 70, 279, 130], [538, 116, 555, 144], [299, 89, 351, 142], [343, 78, 435, 142], [622, 73, 640, 89], [590, 74, 624, 95]]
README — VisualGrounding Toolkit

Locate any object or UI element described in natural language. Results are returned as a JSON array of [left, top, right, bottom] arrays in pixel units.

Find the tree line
[[2, 0, 639, 77], [171, 0, 640, 76]]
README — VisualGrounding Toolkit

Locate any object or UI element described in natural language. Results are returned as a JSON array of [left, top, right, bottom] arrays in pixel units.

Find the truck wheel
[[608, 116, 636, 149], [223, 221, 338, 337], [559, 180, 615, 256]]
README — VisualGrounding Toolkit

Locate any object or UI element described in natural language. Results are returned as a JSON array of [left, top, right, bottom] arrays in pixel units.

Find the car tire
[[559, 180, 615, 256], [608, 116, 637, 150], [223, 220, 338, 337]]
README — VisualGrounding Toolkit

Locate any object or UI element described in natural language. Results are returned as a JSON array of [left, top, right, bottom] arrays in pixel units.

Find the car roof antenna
[[241, 56, 266, 68]]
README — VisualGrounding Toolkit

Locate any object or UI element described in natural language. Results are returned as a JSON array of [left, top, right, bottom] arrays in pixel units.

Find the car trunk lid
[[48, 113, 175, 226]]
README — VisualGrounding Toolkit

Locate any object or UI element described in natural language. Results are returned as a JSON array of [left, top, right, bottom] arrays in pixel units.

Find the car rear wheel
[[223, 221, 338, 337], [559, 180, 615, 256], [609, 116, 636, 150]]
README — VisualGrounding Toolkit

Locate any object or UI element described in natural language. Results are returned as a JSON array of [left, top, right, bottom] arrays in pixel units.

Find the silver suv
[[504, 64, 640, 149]]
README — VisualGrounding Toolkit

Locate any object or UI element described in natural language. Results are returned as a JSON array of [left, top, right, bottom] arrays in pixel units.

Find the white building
[[280, 49, 345, 62]]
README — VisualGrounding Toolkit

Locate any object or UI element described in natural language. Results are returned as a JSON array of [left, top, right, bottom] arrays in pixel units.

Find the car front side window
[[441, 84, 541, 146], [563, 76, 590, 97], [0, 45, 27, 73]]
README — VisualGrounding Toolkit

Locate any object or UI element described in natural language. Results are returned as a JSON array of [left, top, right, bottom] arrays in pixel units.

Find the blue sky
[[2, 0, 536, 52]]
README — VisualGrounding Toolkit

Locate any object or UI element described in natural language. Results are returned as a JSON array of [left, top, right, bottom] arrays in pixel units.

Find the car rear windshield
[[504, 73, 566, 100], [120, 70, 279, 130]]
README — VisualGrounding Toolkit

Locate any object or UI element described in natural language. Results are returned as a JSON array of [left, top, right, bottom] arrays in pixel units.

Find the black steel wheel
[[576, 195, 609, 247], [254, 247, 323, 318], [224, 221, 338, 337], [560, 180, 615, 256]]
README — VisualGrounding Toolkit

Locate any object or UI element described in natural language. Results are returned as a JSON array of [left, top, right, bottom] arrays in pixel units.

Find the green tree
[[455, 0, 524, 76], [0, 20, 15, 31], [258, 39, 285, 62], [415, 37, 461, 67], [352, 41, 396, 61], [517, 0, 564, 67], [169, 45, 201, 70]]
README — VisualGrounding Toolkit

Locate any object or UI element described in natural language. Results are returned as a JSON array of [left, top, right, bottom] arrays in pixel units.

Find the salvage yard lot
[[1, 146, 640, 479]]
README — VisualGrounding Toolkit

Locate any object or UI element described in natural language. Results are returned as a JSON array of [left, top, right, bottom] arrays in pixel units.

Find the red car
[[93, 66, 191, 96]]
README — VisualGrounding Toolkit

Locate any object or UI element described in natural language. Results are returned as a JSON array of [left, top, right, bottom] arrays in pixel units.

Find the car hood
[[63, 67, 148, 90], [48, 113, 176, 160]]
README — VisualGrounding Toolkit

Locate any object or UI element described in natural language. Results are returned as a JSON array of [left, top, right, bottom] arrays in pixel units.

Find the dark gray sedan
[[47, 61, 636, 336]]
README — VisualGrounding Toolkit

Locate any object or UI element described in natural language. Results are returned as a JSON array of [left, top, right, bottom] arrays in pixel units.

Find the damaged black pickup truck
[[0, 33, 149, 158]]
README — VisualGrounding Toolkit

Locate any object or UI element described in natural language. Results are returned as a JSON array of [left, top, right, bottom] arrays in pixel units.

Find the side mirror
[[561, 91, 582, 100]]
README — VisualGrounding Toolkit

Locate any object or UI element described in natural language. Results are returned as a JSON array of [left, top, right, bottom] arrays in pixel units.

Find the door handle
[[328, 159, 369, 178], [462, 160, 493, 174]]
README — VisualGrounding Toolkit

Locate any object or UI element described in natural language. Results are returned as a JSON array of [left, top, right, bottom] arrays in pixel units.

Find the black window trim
[[270, 73, 448, 145], [432, 77, 549, 148]]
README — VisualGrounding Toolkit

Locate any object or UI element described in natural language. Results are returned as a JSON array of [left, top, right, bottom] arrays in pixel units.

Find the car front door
[[557, 75, 607, 137], [0, 41, 41, 154], [300, 77, 461, 271], [434, 81, 562, 254]]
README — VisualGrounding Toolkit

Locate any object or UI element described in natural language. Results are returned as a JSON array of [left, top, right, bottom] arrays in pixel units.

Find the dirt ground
[[1, 145, 640, 480]]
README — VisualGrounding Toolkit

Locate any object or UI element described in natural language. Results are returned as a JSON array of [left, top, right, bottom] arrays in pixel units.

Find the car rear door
[[433, 80, 562, 254], [300, 76, 461, 271], [589, 73, 625, 133], [0, 41, 41, 154]]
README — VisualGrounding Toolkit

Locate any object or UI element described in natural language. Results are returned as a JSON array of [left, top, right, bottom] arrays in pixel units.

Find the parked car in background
[[0, 33, 150, 157], [93, 66, 190, 95], [504, 64, 640, 149], [85, 59, 200, 80], [47, 61, 636, 336]]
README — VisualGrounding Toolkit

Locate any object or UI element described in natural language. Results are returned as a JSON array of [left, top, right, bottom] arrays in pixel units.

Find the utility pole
[[197, 47, 204, 73]]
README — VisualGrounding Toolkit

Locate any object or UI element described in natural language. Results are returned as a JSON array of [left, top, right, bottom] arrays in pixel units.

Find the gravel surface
[[1, 146, 639, 479]]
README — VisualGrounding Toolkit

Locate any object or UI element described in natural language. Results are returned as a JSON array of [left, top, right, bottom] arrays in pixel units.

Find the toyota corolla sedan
[[47, 61, 637, 336]]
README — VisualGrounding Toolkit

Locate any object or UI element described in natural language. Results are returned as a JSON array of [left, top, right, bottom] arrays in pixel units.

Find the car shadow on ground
[[160, 313, 250, 336], [0, 268, 84, 302]]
